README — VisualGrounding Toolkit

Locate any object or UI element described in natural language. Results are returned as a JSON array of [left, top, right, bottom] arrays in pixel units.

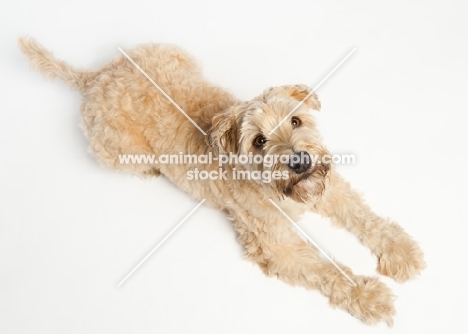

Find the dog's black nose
[[287, 151, 311, 174]]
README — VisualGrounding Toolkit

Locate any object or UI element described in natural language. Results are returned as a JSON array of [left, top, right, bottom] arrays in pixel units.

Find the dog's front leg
[[232, 208, 395, 324], [312, 169, 425, 282]]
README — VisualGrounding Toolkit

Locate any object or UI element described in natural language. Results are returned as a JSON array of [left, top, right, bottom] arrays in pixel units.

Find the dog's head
[[207, 85, 331, 203]]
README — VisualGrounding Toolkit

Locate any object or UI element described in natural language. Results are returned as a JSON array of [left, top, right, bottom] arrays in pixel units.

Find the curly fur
[[18, 37, 425, 325]]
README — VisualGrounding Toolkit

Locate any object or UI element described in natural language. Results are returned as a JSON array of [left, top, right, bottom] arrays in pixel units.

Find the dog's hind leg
[[232, 208, 395, 325], [143, 167, 161, 177], [312, 170, 426, 283]]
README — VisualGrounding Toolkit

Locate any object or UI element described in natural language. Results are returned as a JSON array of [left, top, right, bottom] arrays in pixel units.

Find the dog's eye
[[291, 117, 301, 128], [253, 135, 267, 148]]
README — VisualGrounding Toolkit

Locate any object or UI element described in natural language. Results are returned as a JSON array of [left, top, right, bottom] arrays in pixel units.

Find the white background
[[1, 0, 467, 333]]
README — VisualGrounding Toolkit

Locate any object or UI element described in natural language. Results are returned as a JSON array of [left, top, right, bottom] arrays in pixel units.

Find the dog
[[18, 37, 425, 325]]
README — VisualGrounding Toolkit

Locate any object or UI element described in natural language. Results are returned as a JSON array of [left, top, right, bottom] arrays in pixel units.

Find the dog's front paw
[[377, 228, 426, 282], [330, 276, 395, 325]]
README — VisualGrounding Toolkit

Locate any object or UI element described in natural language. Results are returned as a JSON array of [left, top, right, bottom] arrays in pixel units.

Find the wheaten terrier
[[19, 37, 425, 325]]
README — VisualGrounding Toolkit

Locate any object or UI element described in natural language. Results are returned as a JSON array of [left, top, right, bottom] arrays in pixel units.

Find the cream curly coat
[[18, 37, 425, 325]]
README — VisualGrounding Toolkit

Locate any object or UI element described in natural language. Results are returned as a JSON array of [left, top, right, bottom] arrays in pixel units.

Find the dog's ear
[[206, 108, 241, 155], [262, 85, 321, 111]]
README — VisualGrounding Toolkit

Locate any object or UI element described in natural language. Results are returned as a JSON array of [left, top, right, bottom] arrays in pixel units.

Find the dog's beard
[[273, 161, 330, 203]]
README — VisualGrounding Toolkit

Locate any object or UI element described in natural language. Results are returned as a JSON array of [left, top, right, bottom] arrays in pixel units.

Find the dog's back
[[19, 37, 237, 175]]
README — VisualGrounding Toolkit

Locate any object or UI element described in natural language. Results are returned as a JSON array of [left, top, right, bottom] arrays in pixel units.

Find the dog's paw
[[378, 231, 426, 283], [330, 276, 395, 325], [351, 277, 396, 325]]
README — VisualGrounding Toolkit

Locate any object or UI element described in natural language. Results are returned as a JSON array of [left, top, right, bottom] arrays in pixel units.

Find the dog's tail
[[18, 36, 92, 92]]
